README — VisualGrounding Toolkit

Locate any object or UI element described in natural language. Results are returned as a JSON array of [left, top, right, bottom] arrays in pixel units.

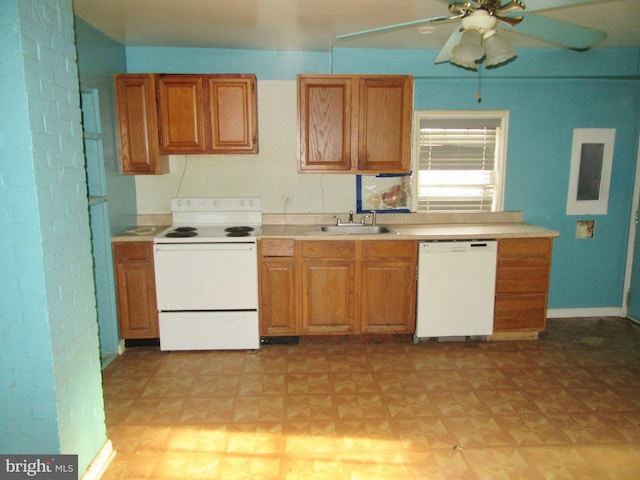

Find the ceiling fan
[[336, 0, 608, 69]]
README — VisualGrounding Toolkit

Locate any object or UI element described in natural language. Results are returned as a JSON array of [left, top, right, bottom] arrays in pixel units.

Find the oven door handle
[[154, 244, 255, 253]]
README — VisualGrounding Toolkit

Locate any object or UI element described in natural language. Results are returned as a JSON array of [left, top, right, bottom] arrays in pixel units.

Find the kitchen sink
[[320, 225, 396, 234]]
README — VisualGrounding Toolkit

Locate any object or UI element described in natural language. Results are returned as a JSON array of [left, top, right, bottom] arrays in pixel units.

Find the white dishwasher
[[415, 240, 497, 340]]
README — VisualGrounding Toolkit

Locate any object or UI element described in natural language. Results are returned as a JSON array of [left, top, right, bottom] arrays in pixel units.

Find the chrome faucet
[[333, 210, 377, 227], [370, 209, 377, 226], [333, 210, 358, 226]]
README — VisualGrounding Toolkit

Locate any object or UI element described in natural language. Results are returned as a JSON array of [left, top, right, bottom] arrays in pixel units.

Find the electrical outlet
[[284, 194, 293, 208]]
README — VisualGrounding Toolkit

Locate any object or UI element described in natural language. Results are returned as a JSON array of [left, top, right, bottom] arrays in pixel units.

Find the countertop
[[259, 222, 559, 241], [111, 212, 560, 242], [111, 225, 169, 242]]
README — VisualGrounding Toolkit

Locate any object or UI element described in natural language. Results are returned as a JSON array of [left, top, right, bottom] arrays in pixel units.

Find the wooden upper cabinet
[[158, 74, 258, 155], [298, 74, 413, 174], [357, 77, 413, 172], [207, 76, 258, 153], [114, 74, 168, 175], [157, 75, 207, 154], [114, 73, 258, 173], [298, 76, 353, 172]]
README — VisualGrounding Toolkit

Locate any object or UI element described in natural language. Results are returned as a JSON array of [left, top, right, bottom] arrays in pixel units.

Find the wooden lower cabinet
[[258, 238, 417, 336], [301, 241, 357, 334], [494, 237, 553, 333], [259, 236, 555, 337], [112, 241, 159, 339], [361, 241, 417, 334], [258, 239, 297, 335]]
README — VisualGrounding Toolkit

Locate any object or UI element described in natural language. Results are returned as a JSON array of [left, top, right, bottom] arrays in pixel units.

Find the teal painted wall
[[76, 17, 136, 235], [126, 45, 640, 311], [75, 17, 133, 355], [0, 0, 61, 452], [0, 0, 107, 474]]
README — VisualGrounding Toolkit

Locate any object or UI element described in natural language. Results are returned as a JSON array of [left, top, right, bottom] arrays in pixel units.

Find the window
[[413, 111, 508, 212]]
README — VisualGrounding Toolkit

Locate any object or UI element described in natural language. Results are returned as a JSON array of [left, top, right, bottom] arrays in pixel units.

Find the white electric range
[[153, 197, 261, 351]]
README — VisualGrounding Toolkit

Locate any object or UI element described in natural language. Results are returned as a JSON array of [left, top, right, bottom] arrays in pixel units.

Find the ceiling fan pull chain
[[476, 64, 482, 103]]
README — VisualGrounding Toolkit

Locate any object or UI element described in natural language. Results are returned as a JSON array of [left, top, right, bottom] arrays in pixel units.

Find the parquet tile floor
[[101, 317, 640, 479]]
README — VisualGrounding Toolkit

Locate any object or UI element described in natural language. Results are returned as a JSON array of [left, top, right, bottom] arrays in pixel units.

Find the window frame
[[412, 110, 509, 213], [566, 128, 615, 215]]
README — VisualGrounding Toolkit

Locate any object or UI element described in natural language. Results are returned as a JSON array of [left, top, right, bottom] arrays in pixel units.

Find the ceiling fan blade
[[519, 0, 599, 13], [434, 27, 465, 63], [495, 1, 525, 16], [510, 13, 606, 49], [495, 14, 523, 27], [336, 14, 463, 40]]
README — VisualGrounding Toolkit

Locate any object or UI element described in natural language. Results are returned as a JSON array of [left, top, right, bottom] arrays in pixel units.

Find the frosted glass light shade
[[451, 29, 484, 62], [450, 56, 478, 71], [483, 31, 516, 67]]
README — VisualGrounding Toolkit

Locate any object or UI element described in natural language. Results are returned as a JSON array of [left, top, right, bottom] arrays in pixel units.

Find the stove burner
[[224, 226, 255, 234], [224, 226, 255, 238], [174, 226, 197, 232], [166, 229, 198, 238]]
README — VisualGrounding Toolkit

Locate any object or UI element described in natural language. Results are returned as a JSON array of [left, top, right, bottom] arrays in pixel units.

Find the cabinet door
[[260, 259, 297, 335], [113, 242, 159, 339], [208, 76, 258, 153], [114, 74, 168, 174], [298, 76, 353, 172], [301, 241, 356, 333], [357, 76, 413, 173], [157, 75, 206, 153], [361, 241, 417, 333], [259, 239, 297, 335], [302, 260, 356, 334]]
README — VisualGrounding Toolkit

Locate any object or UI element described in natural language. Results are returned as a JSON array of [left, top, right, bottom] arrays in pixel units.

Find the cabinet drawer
[[494, 294, 547, 331], [496, 264, 550, 293], [260, 239, 295, 257], [362, 240, 417, 260], [499, 238, 552, 257], [113, 242, 153, 262], [301, 241, 355, 258]]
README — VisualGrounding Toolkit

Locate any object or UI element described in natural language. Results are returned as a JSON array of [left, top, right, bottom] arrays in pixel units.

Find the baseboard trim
[[547, 307, 623, 318], [80, 439, 115, 480]]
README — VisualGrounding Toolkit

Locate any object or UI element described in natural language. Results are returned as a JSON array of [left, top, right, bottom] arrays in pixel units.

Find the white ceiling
[[74, 0, 640, 52]]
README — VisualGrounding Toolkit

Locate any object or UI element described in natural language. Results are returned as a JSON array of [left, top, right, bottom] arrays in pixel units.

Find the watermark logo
[[1, 455, 77, 479]]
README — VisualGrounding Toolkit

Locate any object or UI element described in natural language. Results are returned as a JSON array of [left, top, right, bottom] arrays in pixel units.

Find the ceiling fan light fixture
[[451, 29, 484, 62], [483, 30, 516, 68], [460, 9, 496, 34]]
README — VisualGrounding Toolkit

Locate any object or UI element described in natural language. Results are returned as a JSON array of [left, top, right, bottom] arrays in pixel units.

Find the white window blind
[[415, 114, 505, 212]]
